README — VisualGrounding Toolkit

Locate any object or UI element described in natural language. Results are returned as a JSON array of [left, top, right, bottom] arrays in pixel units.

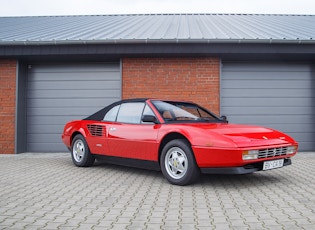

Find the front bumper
[[200, 158, 292, 174], [192, 144, 297, 168]]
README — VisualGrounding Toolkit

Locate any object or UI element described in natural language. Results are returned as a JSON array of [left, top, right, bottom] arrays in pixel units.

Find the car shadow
[[93, 159, 164, 177], [92, 159, 284, 187], [199, 172, 283, 188]]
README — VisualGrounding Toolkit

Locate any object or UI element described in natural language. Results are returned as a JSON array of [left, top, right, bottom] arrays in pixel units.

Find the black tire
[[160, 139, 200, 185], [71, 134, 95, 167]]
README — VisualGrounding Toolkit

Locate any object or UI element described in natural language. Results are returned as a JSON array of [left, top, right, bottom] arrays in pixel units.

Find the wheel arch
[[158, 132, 192, 165], [70, 131, 86, 146]]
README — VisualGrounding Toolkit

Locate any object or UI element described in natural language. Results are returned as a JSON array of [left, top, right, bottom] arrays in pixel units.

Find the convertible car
[[62, 98, 298, 185]]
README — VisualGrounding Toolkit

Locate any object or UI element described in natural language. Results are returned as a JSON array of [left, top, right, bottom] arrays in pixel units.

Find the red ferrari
[[62, 99, 298, 185]]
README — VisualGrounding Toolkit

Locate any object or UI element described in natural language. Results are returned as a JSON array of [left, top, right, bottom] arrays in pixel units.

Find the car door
[[107, 102, 160, 161], [85, 121, 110, 155]]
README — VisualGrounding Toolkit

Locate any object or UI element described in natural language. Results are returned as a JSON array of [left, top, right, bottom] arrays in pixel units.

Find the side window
[[143, 104, 155, 116], [116, 103, 145, 124], [103, 105, 120, 122], [141, 104, 156, 124]]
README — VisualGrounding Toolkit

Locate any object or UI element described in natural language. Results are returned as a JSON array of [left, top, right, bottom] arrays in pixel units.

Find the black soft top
[[84, 98, 148, 121]]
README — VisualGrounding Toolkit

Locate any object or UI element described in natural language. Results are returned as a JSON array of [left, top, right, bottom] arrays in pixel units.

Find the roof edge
[[1, 38, 315, 46], [1, 13, 315, 18]]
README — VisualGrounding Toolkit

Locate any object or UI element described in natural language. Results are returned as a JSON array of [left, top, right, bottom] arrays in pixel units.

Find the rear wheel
[[71, 134, 95, 167], [160, 139, 200, 185]]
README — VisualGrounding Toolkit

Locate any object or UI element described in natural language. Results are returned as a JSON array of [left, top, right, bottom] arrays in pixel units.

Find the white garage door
[[221, 63, 315, 151], [27, 63, 121, 152]]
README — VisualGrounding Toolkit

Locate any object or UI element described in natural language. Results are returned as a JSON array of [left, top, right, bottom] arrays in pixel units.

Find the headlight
[[287, 146, 297, 154], [242, 150, 259, 160]]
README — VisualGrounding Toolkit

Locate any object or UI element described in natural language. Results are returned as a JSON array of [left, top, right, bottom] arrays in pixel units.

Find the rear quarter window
[[103, 105, 120, 121]]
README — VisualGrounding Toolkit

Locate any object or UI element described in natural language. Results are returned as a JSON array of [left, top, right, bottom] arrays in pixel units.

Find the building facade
[[0, 14, 314, 153]]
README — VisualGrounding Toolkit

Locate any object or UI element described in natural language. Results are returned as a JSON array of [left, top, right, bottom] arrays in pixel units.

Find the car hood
[[186, 123, 296, 148]]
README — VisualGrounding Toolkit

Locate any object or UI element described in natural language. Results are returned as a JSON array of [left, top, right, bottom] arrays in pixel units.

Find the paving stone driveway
[[0, 152, 314, 230]]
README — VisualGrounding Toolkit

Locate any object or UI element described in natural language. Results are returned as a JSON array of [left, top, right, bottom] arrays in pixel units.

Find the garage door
[[221, 63, 315, 151], [27, 63, 121, 152]]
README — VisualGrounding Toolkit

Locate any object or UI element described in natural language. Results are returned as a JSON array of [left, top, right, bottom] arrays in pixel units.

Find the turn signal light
[[242, 150, 259, 160], [287, 146, 297, 154]]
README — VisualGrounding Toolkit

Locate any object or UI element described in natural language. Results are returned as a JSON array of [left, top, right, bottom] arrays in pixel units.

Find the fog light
[[287, 146, 297, 154], [242, 150, 259, 160]]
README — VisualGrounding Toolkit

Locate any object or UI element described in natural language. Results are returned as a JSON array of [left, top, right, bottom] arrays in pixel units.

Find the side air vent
[[87, 124, 104, 137]]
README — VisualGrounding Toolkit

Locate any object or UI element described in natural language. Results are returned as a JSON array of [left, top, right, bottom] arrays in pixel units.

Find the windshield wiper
[[175, 116, 197, 120], [197, 117, 216, 122]]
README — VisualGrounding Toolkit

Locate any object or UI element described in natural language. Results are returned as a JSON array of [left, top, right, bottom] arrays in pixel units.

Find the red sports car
[[62, 99, 298, 185]]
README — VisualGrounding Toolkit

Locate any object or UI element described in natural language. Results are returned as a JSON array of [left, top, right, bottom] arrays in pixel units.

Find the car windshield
[[152, 100, 219, 122]]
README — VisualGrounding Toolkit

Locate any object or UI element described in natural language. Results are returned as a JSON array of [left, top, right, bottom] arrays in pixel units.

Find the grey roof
[[0, 14, 315, 45]]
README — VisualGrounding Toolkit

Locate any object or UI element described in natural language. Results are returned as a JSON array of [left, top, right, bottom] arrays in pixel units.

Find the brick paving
[[0, 152, 314, 230]]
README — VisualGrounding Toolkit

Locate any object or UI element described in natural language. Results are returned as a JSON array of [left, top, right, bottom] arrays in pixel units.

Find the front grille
[[258, 147, 288, 159], [87, 124, 104, 137]]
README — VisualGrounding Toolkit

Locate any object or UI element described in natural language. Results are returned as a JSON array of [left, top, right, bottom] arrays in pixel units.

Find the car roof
[[84, 98, 148, 121], [84, 98, 196, 121]]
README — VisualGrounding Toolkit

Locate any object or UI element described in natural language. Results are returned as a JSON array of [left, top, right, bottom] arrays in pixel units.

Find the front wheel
[[71, 134, 95, 167], [160, 139, 200, 185]]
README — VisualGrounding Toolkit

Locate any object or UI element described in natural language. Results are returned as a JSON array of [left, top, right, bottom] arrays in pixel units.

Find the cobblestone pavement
[[0, 152, 314, 230]]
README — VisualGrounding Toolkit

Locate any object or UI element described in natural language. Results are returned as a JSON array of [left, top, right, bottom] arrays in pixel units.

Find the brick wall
[[122, 57, 220, 114], [0, 60, 16, 154]]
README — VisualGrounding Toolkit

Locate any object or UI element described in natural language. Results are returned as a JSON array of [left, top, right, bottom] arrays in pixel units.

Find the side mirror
[[220, 115, 228, 123], [142, 115, 158, 124]]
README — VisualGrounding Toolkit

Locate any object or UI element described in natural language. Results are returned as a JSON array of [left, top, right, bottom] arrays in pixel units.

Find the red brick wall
[[122, 57, 220, 114], [0, 60, 16, 154]]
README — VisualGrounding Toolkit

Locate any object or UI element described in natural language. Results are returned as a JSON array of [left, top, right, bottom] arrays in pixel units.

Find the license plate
[[263, 159, 284, 170]]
